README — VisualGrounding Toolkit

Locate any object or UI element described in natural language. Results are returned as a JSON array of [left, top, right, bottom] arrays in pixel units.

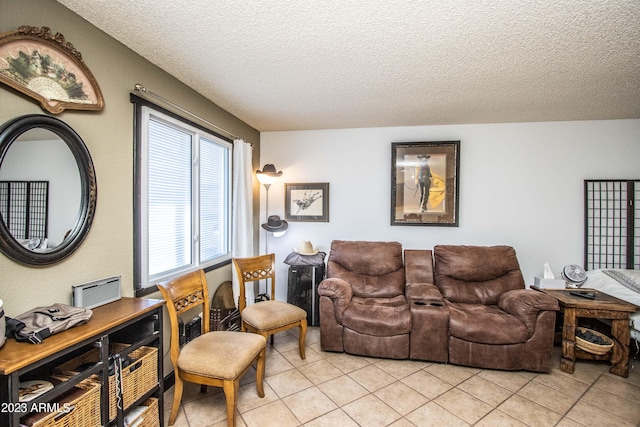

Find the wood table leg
[[560, 307, 576, 374], [609, 318, 631, 377]]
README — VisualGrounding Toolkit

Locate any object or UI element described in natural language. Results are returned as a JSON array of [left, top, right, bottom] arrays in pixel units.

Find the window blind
[[148, 117, 192, 277]]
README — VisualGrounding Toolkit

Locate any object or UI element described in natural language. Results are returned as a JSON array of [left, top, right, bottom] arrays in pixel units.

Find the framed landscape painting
[[391, 141, 460, 226], [285, 182, 329, 222]]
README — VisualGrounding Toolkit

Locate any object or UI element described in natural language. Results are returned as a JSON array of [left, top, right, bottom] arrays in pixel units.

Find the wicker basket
[[107, 344, 158, 421], [576, 327, 614, 355], [25, 382, 101, 427], [124, 397, 159, 427], [53, 343, 158, 421]]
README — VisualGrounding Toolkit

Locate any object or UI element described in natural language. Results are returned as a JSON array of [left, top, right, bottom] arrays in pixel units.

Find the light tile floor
[[163, 327, 640, 427]]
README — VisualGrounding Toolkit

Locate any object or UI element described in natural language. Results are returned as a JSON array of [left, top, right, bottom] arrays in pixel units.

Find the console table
[[541, 289, 638, 378], [0, 297, 164, 426]]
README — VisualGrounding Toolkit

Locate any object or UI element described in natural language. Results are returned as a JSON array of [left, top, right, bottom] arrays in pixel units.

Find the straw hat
[[293, 240, 318, 255]]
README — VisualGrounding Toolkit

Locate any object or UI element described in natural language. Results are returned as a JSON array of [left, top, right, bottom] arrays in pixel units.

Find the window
[[584, 179, 640, 270], [133, 99, 232, 295]]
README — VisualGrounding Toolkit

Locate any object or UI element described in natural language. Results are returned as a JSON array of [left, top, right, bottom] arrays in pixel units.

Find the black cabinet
[[287, 264, 324, 326]]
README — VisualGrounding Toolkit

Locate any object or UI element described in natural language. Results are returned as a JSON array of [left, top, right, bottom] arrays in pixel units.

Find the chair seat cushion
[[242, 300, 307, 331], [342, 296, 411, 337], [447, 302, 528, 345], [178, 331, 266, 379]]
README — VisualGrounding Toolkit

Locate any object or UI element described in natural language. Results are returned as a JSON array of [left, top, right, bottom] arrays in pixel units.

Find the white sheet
[[582, 269, 640, 340]]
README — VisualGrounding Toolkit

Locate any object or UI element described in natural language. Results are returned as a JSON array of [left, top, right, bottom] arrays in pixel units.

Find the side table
[[287, 263, 325, 326], [541, 289, 639, 378]]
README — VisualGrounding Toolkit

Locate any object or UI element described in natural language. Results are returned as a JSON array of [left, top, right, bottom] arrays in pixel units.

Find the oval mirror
[[0, 114, 97, 266]]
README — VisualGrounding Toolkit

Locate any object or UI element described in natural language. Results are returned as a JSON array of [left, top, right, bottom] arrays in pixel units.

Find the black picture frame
[[285, 182, 329, 222], [391, 141, 460, 226]]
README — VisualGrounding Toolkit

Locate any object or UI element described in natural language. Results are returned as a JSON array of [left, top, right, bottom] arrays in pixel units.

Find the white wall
[[261, 119, 640, 300]]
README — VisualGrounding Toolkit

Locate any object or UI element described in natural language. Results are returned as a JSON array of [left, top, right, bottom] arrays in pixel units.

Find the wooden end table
[[541, 288, 638, 377]]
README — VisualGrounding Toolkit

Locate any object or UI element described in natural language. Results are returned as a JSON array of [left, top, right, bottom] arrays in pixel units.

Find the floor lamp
[[256, 164, 287, 253], [256, 164, 287, 302]]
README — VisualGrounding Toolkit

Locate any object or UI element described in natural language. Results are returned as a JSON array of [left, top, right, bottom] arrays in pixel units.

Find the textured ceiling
[[57, 0, 640, 132]]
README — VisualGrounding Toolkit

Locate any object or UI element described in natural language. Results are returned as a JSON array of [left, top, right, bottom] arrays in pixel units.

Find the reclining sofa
[[318, 240, 560, 372]]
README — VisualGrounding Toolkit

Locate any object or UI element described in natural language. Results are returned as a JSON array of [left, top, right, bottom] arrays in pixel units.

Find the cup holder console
[[410, 298, 449, 362]]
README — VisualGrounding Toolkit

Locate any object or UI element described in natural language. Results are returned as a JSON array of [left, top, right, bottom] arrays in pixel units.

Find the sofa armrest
[[498, 289, 560, 336], [406, 282, 443, 302], [318, 278, 353, 323]]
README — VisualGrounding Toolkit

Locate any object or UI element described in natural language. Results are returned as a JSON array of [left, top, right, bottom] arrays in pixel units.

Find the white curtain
[[231, 139, 254, 305]]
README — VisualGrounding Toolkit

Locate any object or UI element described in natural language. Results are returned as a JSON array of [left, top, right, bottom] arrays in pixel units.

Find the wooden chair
[[233, 253, 307, 360], [157, 270, 266, 427]]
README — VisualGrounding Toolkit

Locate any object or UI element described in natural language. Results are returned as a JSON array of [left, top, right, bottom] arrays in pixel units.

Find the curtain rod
[[134, 83, 251, 145]]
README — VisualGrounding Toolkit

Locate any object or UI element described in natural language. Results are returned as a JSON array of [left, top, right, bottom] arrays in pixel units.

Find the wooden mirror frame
[[0, 114, 97, 266]]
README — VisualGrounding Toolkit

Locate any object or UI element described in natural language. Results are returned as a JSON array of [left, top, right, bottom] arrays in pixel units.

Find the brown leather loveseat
[[318, 240, 560, 372]]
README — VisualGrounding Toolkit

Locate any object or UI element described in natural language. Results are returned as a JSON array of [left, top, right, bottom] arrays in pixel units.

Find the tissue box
[[533, 277, 566, 290]]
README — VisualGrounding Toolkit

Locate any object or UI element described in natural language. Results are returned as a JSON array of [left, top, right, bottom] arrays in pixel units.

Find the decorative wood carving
[[241, 267, 274, 281], [175, 291, 204, 313]]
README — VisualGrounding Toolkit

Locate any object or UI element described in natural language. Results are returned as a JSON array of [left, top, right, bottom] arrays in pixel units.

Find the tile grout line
[[550, 370, 604, 427], [165, 328, 640, 426], [466, 368, 532, 426]]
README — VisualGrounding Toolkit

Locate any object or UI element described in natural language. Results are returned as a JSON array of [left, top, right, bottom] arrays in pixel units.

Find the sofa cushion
[[328, 240, 405, 298], [434, 245, 525, 304], [342, 296, 411, 336], [447, 302, 529, 344]]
